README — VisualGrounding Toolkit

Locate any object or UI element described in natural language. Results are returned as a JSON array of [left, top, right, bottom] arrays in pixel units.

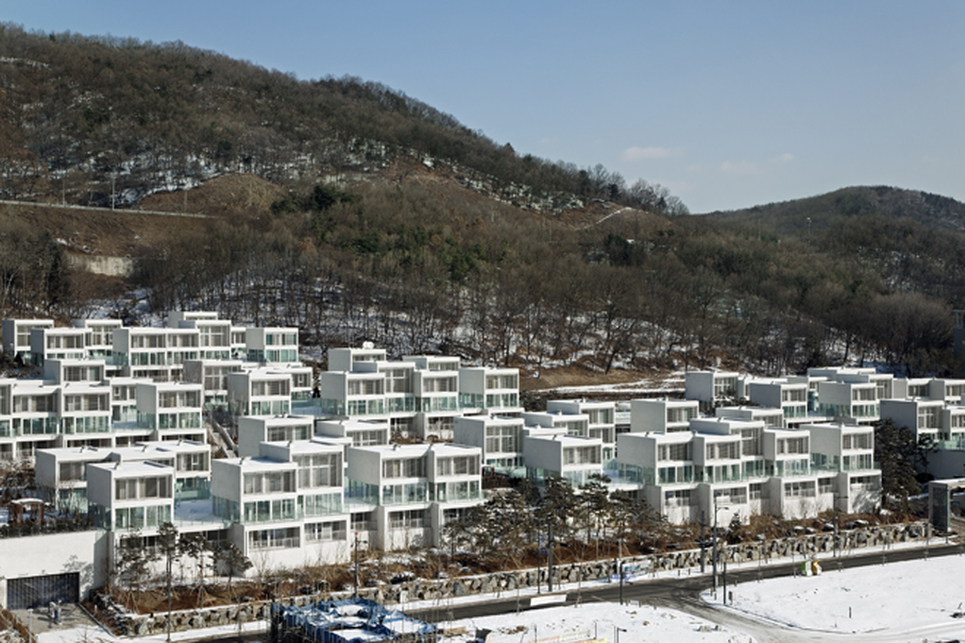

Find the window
[[436, 455, 479, 476], [301, 492, 342, 516], [916, 406, 940, 429], [485, 425, 520, 454], [657, 442, 691, 461], [249, 527, 299, 550], [706, 441, 740, 460], [383, 458, 425, 479], [713, 487, 747, 504], [842, 432, 872, 450], [563, 446, 601, 465], [818, 478, 833, 494], [348, 379, 383, 396], [243, 471, 295, 494], [664, 489, 692, 506], [740, 428, 762, 456], [59, 461, 86, 482], [296, 453, 340, 488], [784, 481, 815, 497], [115, 476, 171, 500], [305, 520, 347, 542], [389, 509, 425, 529], [178, 452, 208, 472]]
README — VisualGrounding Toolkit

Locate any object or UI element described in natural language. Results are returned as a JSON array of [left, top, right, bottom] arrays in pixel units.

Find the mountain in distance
[[0, 23, 961, 380], [706, 186, 965, 237]]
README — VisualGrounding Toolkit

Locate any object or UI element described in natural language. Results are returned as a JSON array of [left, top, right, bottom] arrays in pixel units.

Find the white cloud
[[770, 152, 794, 165], [620, 146, 683, 162]]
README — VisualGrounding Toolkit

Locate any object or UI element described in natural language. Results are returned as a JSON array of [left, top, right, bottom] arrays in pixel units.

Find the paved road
[[202, 542, 965, 643], [409, 541, 965, 643]]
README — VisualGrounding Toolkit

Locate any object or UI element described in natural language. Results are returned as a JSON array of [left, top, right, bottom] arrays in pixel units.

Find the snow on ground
[[705, 552, 965, 639], [33, 541, 964, 643], [444, 601, 752, 643]]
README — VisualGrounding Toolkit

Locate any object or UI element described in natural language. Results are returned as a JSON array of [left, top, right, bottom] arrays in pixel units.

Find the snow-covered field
[[705, 552, 965, 641], [445, 602, 749, 642], [446, 552, 965, 642]]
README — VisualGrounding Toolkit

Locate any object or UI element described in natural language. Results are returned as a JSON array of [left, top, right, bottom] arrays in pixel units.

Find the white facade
[[245, 327, 299, 365], [237, 415, 314, 458], [344, 443, 483, 550], [630, 398, 698, 433], [453, 415, 525, 473], [227, 368, 292, 417], [684, 370, 742, 406], [2, 318, 53, 362], [458, 367, 521, 414]]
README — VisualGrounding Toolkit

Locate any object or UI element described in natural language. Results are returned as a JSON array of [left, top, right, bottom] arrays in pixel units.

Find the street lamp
[[712, 498, 720, 597], [614, 626, 627, 643], [712, 495, 732, 600], [833, 493, 839, 558], [353, 531, 360, 598]]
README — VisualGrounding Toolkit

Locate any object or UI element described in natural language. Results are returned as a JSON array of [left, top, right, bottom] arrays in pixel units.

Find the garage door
[[7, 573, 79, 610]]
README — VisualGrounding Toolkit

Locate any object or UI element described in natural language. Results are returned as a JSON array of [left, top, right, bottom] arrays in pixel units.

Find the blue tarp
[[271, 597, 437, 643]]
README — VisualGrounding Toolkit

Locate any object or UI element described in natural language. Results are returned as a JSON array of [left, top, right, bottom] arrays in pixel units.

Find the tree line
[[122, 178, 957, 377], [445, 474, 669, 569], [0, 24, 685, 216]]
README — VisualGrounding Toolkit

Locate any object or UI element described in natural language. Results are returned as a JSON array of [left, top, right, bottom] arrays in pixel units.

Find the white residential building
[[228, 368, 292, 417], [523, 430, 603, 486], [88, 459, 175, 532], [134, 381, 205, 442], [747, 380, 809, 425], [314, 418, 390, 448], [344, 443, 483, 550], [237, 415, 314, 458], [880, 398, 944, 442], [817, 380, 880, 424], [684, 371, 744, 408], [630, 398, 699, 433], [458, 366, 521, 414], [803, 422, 881, 514], [2, 318, 53, 363], [245, 327, 299, 365], [545, 399, 617, 459], [182, 359, 244, 410], [113, 327, 201, 382], [30, 326, 87, 366], [453, 415, 525, 474]]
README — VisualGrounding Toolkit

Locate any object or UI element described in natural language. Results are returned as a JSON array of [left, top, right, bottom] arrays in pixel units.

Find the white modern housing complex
[[4, 311, 963, 610]]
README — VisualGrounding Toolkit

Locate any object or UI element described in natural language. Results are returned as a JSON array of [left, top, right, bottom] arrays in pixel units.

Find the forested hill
[[706, 186, 965, 236], [704, 186, 965, 304], [0, 23, 683, 215], [0, 24, 961, 380]]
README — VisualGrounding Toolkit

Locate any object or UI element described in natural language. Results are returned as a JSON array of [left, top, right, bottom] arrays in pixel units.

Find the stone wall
[[107, 521, 930, 637]]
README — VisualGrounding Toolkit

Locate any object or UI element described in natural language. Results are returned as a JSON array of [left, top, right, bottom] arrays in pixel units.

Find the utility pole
[[619, 561, 624, 605], [547, 521, 554, 593], [722, 547, 728, 605], [712, 498, 718, 597], [833, 493, 839, 558], [700, 510, 706, 573], [353, 532, 359, 598], [536, 526, 542, 595]]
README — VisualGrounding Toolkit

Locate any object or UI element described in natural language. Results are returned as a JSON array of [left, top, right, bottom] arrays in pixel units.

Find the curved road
[[410, 541, 965, 643]]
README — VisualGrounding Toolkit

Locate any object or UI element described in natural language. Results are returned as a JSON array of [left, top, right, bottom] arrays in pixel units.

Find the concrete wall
[[96, 521, 932, 637], [0, 531, 108, 608]]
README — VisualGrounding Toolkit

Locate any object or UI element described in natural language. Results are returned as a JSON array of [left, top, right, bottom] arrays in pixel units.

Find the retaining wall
[[103, 521, 931, 637]]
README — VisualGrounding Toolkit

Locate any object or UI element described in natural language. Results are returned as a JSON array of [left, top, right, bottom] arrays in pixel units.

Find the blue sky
[[4, 1, 964, 213]]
